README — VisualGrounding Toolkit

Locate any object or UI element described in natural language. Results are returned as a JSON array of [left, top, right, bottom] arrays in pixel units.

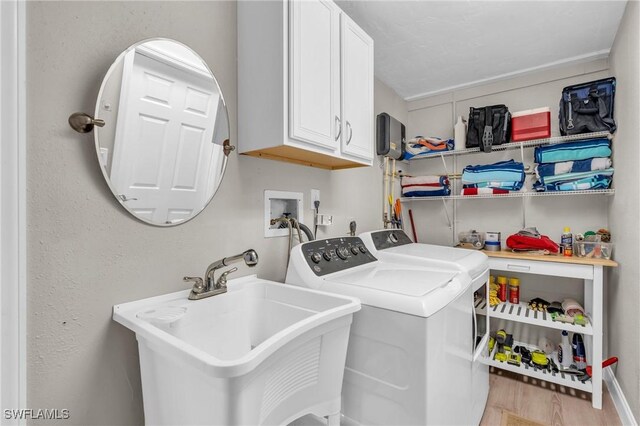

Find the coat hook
[[68, 112, 105, 133], [223, 139, 235, 157]]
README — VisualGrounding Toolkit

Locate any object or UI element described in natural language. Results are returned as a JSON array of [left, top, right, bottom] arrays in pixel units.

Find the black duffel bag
[[467, 105, 511, 153], [559, 77, 616, 135]]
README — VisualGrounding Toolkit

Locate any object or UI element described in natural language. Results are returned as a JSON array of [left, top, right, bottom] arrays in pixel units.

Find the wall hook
[[223, 139, 235, 157], [68, 112, 105, 133]]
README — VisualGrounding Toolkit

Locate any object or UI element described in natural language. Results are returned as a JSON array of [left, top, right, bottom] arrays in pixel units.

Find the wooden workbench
[[482, 249, 618, 268]]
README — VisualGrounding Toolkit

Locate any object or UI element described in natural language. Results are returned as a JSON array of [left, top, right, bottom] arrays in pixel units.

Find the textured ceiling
[[336, 1, 627, 100]]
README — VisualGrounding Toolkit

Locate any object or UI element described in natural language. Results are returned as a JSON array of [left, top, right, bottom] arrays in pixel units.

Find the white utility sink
[[113, 274, 360, 426]]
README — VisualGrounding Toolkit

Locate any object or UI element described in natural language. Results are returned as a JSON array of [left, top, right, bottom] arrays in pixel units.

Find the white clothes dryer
[[359, 229, 489, 290], [359, 229, 491, 425], [286, 236, 476, 426]]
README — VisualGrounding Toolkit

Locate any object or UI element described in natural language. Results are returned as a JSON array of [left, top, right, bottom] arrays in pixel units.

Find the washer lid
[[383, 244, 488, 280], [360, 230, 488, 280], [319, 263, 468, 317], [328, 263, 458, 297]]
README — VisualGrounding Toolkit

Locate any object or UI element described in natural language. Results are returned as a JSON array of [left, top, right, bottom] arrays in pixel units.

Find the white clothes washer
[[286, 236, 476, 426], [359, 229, 491, 425]]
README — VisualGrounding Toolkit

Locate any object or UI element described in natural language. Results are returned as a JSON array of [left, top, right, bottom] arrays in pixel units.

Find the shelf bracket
[[441, 197, 453, 229], [439, 153, 450, 177], [520, 143, 527, 229], [438, 153, 453, 229]]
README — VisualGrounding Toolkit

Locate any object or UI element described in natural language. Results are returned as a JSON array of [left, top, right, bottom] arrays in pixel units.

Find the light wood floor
[[480, 370, 621, 426]]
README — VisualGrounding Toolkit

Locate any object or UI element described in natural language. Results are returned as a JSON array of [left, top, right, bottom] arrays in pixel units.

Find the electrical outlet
[[315, 214, 333, 226], [310, 189, 320, 209]]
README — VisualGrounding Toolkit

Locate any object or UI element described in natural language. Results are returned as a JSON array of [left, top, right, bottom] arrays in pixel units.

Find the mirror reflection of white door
[[110, 46, 220, 224]]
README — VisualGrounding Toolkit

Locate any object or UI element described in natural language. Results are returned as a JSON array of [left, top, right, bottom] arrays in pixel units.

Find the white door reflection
[[95, 39, 228, 226]]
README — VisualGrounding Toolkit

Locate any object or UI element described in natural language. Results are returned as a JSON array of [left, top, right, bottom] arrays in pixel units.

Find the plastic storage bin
[[458, 230, 485, 249], [511, 107, 551, 142], [573, 241, 613, 260]]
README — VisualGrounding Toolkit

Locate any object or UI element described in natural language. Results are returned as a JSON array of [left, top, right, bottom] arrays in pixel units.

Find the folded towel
[[463, 181, 525, 191], [538, 168, 614, 185], [534, 138, 611, 163], [461, 188, 510, 196], [409, 136, 448, 146], [536, 157, 612, 178], [507, 231, 559, 254], [533, 174, 612, 192], [461, 160, 526, 187], [404, 137, 454, 159], [401, 175, 449, 187], [402, 185, 451, 197]]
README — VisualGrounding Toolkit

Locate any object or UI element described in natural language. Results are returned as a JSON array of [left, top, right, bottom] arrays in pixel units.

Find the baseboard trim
[[604, 367, 638, 425]]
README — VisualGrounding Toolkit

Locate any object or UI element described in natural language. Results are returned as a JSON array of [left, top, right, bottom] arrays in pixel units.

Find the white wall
[[26, 2, 406, 424], [608, 0, 640, 421], [406, 60, 612, 246]]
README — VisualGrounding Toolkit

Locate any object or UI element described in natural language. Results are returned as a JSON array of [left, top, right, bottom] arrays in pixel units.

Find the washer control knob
[[388, 233, 399, 244], [322, 251, 332, 261], [336, 247, 349, 260], [351, 246, 359, 255], [358, 245, 367, 253], [310, 252, 322, 264]]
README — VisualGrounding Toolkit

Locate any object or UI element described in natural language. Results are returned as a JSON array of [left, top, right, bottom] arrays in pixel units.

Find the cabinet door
[[289, 0, 341, 151], [341, 14, 374, 162]]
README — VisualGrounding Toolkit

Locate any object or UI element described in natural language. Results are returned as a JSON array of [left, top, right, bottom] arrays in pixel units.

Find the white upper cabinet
[[340, 14, 374, 161], [289, 0, 341, 152], [238, 0, 374, 170]]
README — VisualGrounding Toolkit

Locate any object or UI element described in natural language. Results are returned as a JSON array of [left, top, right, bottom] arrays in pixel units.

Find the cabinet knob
[[346, 121, 353, 145], [335, 116, 342, 141]]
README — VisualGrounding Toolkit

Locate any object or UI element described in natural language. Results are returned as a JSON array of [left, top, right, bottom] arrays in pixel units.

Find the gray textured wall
[[608, 0, 640, 421], [26, 2, 407, 424]]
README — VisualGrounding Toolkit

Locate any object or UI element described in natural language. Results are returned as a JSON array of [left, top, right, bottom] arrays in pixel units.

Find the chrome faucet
[[184, 249, 259, 300]]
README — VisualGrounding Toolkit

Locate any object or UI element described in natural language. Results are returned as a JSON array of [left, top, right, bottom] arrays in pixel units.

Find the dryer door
[[473, 278, 490, 362]]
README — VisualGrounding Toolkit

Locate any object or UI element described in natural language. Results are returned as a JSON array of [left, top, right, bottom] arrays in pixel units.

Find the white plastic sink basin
[[113, 274, 360, 425]]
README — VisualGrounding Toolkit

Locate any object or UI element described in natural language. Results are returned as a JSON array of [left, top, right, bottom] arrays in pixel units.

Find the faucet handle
[[216, 267, 238, 288], [184, 276, 205, 295]]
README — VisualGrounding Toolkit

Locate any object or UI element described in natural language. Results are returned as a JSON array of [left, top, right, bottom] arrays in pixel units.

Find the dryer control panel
[[302, 237, 377, 276], [370, 230, 413, 250]]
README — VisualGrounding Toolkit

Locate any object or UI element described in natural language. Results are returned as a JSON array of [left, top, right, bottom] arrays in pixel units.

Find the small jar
[[508, 277, 520, 304], [497, 276, 508, 302]]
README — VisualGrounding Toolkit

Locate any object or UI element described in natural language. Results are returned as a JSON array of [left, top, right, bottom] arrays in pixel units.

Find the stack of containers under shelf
[[532, 137, 614, 192]]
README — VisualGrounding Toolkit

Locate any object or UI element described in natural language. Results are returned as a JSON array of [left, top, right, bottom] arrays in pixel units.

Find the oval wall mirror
[[94, 38, 230, 226]]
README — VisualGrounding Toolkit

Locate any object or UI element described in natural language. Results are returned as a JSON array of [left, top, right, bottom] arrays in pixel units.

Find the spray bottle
[[561, 227, 573, 257], [558, 330, 572, 368], [572, 333, 587, 370], [454, 116, 467, 151]]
